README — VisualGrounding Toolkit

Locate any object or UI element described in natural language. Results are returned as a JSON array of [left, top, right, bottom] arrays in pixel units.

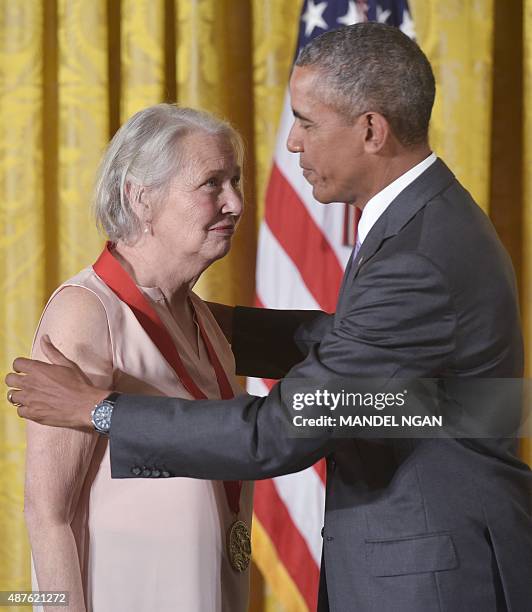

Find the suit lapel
[[336, 246, 357, 303], [340, 159, 456, 289]]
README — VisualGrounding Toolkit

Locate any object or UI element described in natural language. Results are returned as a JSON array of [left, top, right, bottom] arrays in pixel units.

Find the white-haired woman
[[24, 104, 253, 612]]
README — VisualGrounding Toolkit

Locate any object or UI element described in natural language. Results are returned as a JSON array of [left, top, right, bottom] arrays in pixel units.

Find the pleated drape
[[175, 0, 258, 303], [0, 2, 44, 595], [411, 0, 495, 212], [523, 0, 532, 464], [56, 0, 109, 280], [0, 2, 530, 610], [120, 0, 166, 122]]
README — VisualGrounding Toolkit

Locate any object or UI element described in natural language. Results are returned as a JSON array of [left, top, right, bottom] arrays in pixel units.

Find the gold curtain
[[523, 0, 532, 463], [1, 2, 45, 598], [0, 1, 530, 610], [410, 0, 494, 212]]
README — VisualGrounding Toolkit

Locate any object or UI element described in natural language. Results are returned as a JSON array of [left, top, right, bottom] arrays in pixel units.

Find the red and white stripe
[[251, 91, 353, 610]]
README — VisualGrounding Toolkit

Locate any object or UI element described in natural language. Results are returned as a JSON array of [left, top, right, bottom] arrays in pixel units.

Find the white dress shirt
[[357, 152, 437, 246]]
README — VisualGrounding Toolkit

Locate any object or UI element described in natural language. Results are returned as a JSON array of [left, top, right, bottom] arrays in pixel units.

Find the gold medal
[[227, 519, 251, 572]]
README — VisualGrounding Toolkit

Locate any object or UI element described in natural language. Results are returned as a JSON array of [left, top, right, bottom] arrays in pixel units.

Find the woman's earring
[[143, 221, 152, 235]]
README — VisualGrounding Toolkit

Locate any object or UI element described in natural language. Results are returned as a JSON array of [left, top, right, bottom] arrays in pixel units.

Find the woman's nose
[[222, 187, 243, 216]]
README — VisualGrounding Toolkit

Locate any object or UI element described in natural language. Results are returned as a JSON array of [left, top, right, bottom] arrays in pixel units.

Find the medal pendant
[[227, 519, 251, 572]]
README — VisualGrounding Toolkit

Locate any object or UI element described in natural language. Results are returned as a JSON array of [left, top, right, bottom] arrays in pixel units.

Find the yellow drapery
[[0, 2, 530, 611], [523, 0, 532, 463]]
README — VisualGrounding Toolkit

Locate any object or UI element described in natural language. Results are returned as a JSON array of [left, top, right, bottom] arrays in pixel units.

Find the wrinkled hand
[[5, 335, 110, 430]]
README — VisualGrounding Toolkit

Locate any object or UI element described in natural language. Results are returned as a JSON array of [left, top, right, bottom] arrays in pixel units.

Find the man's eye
[[231, 176, 241, 188], [298, 121, 311, 131], [204, 178, 218, 187]]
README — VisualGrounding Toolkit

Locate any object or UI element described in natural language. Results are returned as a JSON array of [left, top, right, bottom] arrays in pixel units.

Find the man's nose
[[286, 123, 303, 153]]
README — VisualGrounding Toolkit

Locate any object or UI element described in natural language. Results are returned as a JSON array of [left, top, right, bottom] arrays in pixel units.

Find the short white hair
[[93, 104, 244, 242]]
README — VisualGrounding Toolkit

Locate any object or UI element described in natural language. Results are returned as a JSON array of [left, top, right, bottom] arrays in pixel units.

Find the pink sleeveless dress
[[31, 266, 253, 612]]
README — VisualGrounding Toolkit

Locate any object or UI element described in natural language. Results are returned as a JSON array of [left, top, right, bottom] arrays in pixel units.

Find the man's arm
[[108, 252, 456, 480], [7, 252, 456, 481], [109, 385, 333, 480], [232, 307, 331, 378], [207, 301, 331, 378]]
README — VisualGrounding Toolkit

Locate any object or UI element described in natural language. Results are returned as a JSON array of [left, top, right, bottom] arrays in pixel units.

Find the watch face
[[93, 401, 113, 432]]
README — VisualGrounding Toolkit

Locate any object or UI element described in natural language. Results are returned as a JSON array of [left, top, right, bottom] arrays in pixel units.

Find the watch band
[[103, 392, 121, 404]]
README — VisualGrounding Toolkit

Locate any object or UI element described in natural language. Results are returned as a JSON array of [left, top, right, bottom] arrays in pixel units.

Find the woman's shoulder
[[45, 284, 107, 322], [35, 270, 110, 352], [45, 267, 108, 325], [34, 270, 113, 372], [44, 263, 129, 326]]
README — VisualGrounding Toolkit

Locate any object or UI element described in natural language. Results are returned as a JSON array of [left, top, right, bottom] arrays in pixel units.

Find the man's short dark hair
[[296, 22, 436, 146]]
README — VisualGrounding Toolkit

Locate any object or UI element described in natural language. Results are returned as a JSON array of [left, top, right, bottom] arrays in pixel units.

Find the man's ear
[[360, 112, 390, 153]]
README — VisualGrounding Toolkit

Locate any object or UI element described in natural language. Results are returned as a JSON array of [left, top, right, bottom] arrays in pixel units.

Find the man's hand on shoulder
[[5, 336, 110, 430]]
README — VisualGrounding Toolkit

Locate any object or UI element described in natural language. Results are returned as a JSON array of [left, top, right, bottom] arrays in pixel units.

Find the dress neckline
[[137, 284, 166, 303], [137, 285, 203, 361]]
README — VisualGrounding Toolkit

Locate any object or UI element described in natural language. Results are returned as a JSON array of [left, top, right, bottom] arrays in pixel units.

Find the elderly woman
[[24, 104, 253, 612]]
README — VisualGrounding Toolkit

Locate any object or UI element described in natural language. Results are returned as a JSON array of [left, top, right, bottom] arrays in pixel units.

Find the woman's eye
[[204, 178, 218, 187], [231, 176, 241, 188]]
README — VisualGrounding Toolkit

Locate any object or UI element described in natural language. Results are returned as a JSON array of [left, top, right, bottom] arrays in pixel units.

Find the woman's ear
[[125, 182, 153, 239], [125, 182, 150, 217]]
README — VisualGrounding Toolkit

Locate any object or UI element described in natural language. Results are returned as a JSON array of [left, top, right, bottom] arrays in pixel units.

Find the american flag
[[250, 2, 415, 610]]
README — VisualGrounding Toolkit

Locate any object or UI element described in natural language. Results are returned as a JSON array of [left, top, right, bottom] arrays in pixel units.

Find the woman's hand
[[5, 335, 110, 430]]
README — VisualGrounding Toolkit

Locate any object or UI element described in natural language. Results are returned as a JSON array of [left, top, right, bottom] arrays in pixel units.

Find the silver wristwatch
[[91, 392, 120, 435]]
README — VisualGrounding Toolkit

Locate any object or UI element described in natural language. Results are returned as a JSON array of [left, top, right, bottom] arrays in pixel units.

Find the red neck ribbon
[[93, 242, 242, 515]]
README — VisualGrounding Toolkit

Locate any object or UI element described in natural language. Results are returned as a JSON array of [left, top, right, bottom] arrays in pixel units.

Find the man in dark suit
[[7, 23, 532, 611]]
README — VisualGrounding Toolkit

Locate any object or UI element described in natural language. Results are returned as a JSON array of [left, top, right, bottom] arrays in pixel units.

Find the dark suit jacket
[[110, 159, 532, 611]]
